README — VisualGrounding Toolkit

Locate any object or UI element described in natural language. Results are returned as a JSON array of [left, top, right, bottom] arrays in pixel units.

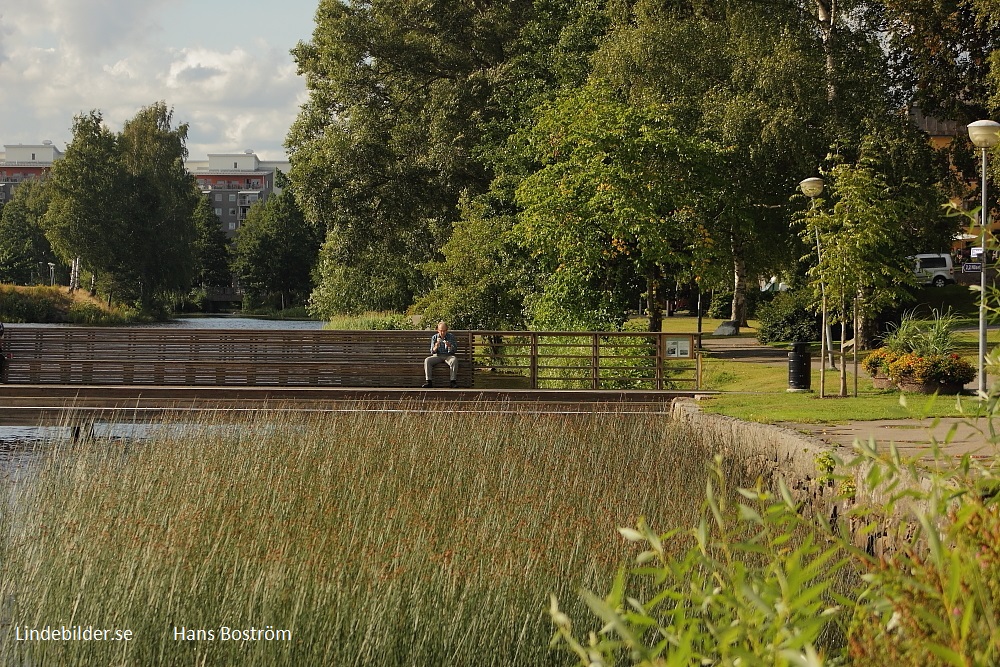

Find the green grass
[[0, 410, 771, 666], [700, 390, 980, 423], [698, 357, 983, 422]]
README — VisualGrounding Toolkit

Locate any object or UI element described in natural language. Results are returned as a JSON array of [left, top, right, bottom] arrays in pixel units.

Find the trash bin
[[787, 342, 811, 392]]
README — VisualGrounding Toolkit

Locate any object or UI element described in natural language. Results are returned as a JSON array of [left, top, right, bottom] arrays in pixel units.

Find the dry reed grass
[[0, 408, 768, 666]]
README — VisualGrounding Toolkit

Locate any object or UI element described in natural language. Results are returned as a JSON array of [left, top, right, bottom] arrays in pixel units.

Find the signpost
[[964, 262, 984, 273]]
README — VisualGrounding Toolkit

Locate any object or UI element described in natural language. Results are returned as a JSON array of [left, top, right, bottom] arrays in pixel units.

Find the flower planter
[[870, 373, 895, 390], [897, 380, 965, 395]]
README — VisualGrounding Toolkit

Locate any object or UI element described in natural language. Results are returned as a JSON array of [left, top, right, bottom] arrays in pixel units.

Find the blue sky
[[0, 0, 319, 160]]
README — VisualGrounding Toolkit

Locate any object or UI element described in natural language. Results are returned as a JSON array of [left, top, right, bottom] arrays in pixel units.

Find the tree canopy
[[43, 103, 198, 310], [287, 0, 972, 331]]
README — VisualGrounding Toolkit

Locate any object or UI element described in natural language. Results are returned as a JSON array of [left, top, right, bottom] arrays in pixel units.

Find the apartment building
[[0, 141, 64, 204], [0, 143, 289, 240], [187, 151, 291, 239]]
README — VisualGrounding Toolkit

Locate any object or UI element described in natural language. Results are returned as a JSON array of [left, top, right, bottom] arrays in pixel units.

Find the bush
[[887, 352, 976, 386], [65, 301, 140, 326], [755, 291, 819, 344], [862, 347, 900, 376], [324, 311, 416, 330], [0, 285, 68, 322], [883, 309, 957, 356]]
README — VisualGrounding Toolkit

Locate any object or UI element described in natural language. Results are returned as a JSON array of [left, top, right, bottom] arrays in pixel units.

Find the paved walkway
[[699, 333, 998, 459]]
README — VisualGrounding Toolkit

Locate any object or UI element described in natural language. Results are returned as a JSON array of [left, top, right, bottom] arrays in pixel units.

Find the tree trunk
[[646, 268, 663, 333], [815, 0, 838, 103], [731, 255, 747, 328]]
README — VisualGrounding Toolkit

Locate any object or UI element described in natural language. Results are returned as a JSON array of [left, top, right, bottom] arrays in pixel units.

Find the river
[[0, 316, 327, 466], [4, 315, 327, 330]]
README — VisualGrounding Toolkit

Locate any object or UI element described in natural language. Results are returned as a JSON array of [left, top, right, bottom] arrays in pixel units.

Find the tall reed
[[0, 409, 766, 666]]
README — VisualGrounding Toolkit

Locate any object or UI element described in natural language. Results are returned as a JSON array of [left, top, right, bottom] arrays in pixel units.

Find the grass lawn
[[698, 357, 986, 423]]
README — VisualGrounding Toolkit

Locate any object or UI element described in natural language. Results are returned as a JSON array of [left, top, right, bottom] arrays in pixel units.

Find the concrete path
[[784, 417, 1000, 460]]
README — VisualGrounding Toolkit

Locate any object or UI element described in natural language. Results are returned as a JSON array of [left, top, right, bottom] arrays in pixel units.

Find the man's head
[[436, 321, 449, 335]]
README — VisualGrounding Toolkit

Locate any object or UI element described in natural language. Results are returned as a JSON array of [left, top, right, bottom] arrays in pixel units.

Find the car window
[[921, 257, 947, 269]]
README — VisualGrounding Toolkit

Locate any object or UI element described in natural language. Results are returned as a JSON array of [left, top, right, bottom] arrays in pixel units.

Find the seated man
[[423, 321, 458, 388]]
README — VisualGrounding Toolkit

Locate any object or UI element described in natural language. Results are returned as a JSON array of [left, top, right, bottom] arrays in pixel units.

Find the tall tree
[[0, 180, 56, 285], [878, 0, 999, 122], [512, 83, 722, 331], [288, 0, 535, 313], [43, 104, 198, 310], [191, 197, 232, 290], [232, 187, 319, 311], [590, 1, 838, 327]]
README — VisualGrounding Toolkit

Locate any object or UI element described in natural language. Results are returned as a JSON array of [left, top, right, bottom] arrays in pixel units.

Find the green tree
[[43, 104, 198, 311], [191, 197, 232, 290], [798, 162, 918, 397], [0, 180, 56, 285], [411, 191, 535, 329], [513, 83, 722, 331], [409, 0, 616, 327], [589, 1, 838, 327], [288, 0, 536, 313], [879, 0, 998, 122], [232, 188, 319, 311]]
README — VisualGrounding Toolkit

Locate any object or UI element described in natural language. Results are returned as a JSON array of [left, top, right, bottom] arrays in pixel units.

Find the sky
[[0, 0, 319, 161]]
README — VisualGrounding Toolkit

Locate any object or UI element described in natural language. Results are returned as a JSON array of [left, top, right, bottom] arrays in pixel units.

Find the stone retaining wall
[[670, 397, 924, 558]]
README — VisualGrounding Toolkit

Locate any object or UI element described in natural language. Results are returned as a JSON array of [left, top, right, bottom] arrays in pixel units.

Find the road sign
[[964, 262, 983, 273]]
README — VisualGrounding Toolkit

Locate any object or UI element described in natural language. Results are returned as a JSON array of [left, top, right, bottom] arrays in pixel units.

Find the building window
[[229, 194, 236, 202], [31, 153, 36, 161], [214, 194, 222, 201], [229, 208, 236, 216], [214, 208, 222, 216], [229, 222, 237, 231], [234, 162, 238, 169]]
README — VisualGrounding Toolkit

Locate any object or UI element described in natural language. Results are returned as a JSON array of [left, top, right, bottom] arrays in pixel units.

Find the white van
[[911, 253, 955, 287]]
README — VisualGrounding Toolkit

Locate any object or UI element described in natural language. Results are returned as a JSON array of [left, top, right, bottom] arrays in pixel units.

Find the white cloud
[[0, 0, 314, 160]]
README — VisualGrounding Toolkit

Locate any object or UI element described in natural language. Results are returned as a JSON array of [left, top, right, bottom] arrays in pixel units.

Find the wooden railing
[[468, 331, 701, 390], [0, 327, 701, 390]]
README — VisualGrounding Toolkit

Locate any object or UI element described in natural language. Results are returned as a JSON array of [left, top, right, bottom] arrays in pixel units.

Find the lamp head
[[799, 177, 824, 198], [968, 120, 1000, 149]]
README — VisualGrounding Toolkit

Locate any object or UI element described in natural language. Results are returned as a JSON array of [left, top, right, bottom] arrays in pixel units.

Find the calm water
[[0, 317, 325, 463], [4, 316, 327, 331]]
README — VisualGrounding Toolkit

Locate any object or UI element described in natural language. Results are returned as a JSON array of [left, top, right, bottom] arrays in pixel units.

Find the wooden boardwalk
[[0, 384, 714, 426]]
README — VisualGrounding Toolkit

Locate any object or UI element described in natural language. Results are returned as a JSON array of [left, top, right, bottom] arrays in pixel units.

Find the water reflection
[[2, 316, 326, 330]]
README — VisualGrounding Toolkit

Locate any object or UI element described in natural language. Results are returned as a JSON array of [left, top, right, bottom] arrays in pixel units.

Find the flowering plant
[[861, 347, 899, 376], [887, 352, 975, 387]]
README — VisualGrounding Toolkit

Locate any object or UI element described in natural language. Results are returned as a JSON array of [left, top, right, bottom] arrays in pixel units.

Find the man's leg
[[446, 356, 459, 381], [424, 355, 443, 386]]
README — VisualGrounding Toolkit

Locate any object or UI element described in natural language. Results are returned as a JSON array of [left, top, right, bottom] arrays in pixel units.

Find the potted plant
[[887, 352, 975, 394], [861, 347, 899, 389]]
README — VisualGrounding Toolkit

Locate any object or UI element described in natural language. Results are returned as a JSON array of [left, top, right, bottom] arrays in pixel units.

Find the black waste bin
[[787, 342, 811, 392]]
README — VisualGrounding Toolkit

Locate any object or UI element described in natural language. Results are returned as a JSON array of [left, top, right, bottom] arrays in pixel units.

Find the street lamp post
[[799, 177, 827, 398], [968, 120, 1000, 396], [47, 262, 55, 287]]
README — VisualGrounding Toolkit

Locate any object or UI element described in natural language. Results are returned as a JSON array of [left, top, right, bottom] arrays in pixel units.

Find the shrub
[[882, 309, 958, 356], [887, 352, 976, 386], [862, 347, 900, 376], [324, 311, 416, 330], [755, 290, 819, 344]]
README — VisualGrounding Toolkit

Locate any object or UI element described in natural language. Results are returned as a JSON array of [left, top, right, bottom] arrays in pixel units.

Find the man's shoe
[[421, 381, 433, 388], [449, 380, 458, 388]]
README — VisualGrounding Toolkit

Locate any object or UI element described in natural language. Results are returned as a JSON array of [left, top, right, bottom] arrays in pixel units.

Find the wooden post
[[592, 333, 599, 389], [655, 333, 664, 391], [530, 333, 538, 389]]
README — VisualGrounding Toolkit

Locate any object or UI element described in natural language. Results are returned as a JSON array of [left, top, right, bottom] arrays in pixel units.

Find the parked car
[[910, 253, 955, 287]]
